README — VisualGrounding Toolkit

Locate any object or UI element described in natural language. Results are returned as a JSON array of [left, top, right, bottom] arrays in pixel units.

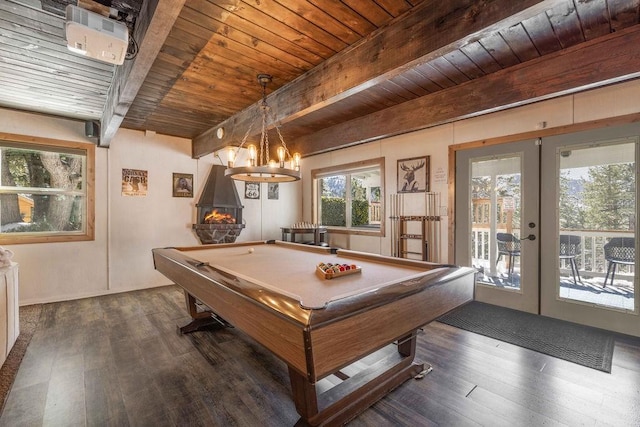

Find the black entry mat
[[437, 301, 615, 373]]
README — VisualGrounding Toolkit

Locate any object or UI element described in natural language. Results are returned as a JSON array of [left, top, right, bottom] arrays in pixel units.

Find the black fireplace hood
[[197, 165, 243, 210], [193, 165, 245, 244]]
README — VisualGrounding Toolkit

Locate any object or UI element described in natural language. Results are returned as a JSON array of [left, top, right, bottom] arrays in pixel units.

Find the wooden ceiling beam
[[192, 0, 563, 158], [288, 25, 640, 156], [100, 0, 186, 147]]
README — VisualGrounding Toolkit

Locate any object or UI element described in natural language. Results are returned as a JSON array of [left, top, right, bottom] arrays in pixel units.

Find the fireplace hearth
[[193, 165, 245, 244]]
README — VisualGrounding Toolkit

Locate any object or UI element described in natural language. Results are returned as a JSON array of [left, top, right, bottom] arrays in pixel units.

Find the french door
[[540, 125, 639, 335], [455, 124, 640, 336], [455, 139, 540, 313]]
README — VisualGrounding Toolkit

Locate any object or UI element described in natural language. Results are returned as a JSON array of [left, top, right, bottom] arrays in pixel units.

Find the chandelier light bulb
[[277, 146, 286, 167], [293, 152, 301, 171], [248, 144, 257, 166], [227, 147, 235, 167]]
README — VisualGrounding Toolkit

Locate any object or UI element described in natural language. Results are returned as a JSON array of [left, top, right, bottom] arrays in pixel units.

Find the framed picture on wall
[[172, 173, 193, 197], [245, 182, 260, 199], [268, 183, 279, 200], [397, 156, 429, 193], [122, 168, 148, 196]]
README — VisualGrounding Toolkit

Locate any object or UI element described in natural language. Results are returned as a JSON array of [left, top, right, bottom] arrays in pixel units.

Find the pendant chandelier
[[224, 74, 301, 183]]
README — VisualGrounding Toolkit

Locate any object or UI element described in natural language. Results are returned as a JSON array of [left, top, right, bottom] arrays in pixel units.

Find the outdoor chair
[[496, 233, 521, 276], [603, 237, 635, 287], [559, 235, 582, 284]]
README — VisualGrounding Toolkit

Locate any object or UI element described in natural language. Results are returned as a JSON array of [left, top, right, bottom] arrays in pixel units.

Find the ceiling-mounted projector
[[65, 5, 128, 65]]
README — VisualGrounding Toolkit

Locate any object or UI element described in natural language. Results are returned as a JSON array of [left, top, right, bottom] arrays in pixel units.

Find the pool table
[[152, 240, 474, 426]]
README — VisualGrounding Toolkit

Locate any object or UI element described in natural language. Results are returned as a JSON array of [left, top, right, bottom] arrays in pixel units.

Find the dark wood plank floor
[[1, 285, 639, 426]]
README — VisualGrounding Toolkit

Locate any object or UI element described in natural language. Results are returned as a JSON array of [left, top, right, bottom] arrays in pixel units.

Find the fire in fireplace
[[193, 165, 245, 244], [203, 209, 236, 224]]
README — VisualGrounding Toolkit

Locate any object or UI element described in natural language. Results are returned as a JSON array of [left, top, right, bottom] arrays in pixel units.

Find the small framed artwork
[[172, 173, 193, 197], [397, 156, 429, 193], [122, 168, 148, 197], [245, 182, 260, 199], [268, 183, 279, 200]]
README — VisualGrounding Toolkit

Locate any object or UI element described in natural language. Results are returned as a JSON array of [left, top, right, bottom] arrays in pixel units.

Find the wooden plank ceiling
[[122, 0, 428, 139], [1, 0, 639, 155]]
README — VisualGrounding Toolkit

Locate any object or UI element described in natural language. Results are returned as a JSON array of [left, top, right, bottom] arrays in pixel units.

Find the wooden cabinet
[[0, 262, 19, 367]]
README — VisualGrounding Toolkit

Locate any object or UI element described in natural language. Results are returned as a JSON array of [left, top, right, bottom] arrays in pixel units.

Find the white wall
[[301, 79, 640, 262], [0, 111, 300, 304], [107, 129, 200, 291]]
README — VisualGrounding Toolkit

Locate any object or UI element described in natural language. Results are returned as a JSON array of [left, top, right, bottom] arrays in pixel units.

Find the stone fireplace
[[192, 165, 245, 244]]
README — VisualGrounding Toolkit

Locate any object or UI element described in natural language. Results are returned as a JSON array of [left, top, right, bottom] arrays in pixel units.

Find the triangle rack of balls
[[316, 262, 362, 280]]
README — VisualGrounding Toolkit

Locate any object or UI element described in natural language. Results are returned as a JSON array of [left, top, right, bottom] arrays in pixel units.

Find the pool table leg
[[397, 330, 417, 357], [178, 291, 231, 334], [289, 332, 422, 426]]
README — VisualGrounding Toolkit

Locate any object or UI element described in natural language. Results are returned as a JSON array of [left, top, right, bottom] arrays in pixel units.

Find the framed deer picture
[[397, 156, 429, 193]]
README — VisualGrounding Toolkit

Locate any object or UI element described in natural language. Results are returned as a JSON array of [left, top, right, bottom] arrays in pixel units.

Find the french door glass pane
[[558, 141, 636, 310], [471, 155, 522, 290]]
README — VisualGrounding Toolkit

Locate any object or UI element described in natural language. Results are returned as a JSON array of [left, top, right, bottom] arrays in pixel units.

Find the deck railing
[[471, 228, 635, 280], [369, 202, 381, 224]]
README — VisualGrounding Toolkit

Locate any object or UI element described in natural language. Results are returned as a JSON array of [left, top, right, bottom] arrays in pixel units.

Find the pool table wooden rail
[[152, 242, 474, 378], [153, 241, 466, 325], [307, 265, 473, 379], [152, 241, 475, 426]]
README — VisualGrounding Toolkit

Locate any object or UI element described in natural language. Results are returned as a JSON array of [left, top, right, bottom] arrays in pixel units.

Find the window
[[312, 158, 385, 236], [0, 133, 95, 244]]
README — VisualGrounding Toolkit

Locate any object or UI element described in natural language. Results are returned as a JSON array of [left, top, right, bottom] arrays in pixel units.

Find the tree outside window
[[560, 162, 635, 231], [0, 134, 94, 244], [320, 175, 346, 226]]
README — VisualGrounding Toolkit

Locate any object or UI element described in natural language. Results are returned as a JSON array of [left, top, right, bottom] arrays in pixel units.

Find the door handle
[[520, 234, 536, 241]]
